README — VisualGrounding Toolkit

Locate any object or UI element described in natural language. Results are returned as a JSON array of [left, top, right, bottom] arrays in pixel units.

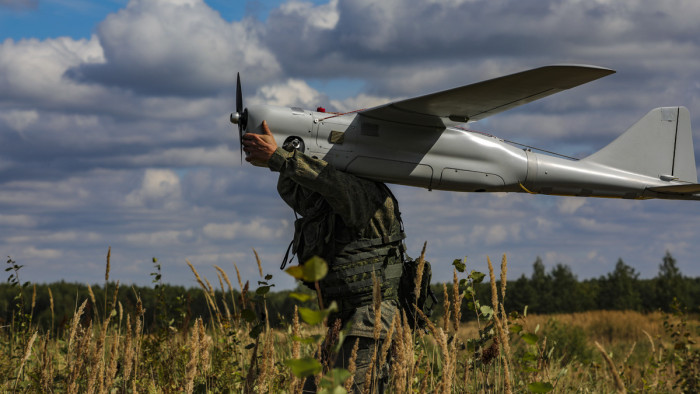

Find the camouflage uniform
[[268, 147, 405, 393]]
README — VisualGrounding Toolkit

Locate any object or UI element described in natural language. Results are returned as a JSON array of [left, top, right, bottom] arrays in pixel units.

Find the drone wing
[[358, 65, 615, 128]]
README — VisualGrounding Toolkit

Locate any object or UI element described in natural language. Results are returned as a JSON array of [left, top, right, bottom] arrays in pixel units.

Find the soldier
[[242, 121, 407, 393]]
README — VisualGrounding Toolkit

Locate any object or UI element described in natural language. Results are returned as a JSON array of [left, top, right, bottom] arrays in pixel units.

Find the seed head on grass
[[186, 259, 207, 292], [344, 338, 361, 392], [68, 299, 88, 353], [185, 318, 203, 394], [595, 341, 627, 394], [253, 248, 264, 278], [453, 269, 461, 332], [414, 242, 427, 306], [442, 283, 451, 332], [488, 256, 512, 394], [14, 330, 37, 390], [105, 246, 111, 281]]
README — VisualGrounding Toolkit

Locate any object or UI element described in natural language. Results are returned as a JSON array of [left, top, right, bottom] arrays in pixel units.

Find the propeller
[[230, 72, 248, 163]]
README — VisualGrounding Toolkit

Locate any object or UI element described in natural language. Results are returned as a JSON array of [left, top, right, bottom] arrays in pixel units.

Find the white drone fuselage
[[236, 65, 700, 201]]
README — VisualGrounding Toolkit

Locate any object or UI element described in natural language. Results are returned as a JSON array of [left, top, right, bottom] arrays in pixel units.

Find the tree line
[[2, 251, 698, 335]]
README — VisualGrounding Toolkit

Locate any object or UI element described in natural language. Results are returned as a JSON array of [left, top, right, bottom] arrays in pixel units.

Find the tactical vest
[[321, 231, 406, 313], [281, 185, 406, 315]]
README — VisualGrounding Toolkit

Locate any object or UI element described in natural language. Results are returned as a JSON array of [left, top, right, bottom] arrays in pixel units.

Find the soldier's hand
[[242, 120, 277, 167]]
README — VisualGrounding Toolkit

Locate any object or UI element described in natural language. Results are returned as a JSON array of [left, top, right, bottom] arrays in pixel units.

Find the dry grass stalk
[[31, 284, 36, 316], [499, 255, 510, 335], [488, 256, 512, 394], [87, 312, 113, 394], [594, 341, 627, 394], [110, 281, 120, 313], [253, 248, 263, 278], [290, 306, 302, 392], [185, 318, 203, 394], [131, 293, 144, 394], [344, 338, 361, 392], [379, 313, 398, 366], [415, 307, 454, 393], [104, 330, 120, 392], [105, 246, 111, 282], [233, 263, 247, 307], [121, 315, 134, 385], [363, 271, 383, 394], [87, 284, 97, 315], [68, 299, 88, 353], [622, 341, 636, 366], [186, 259, 207, 292], [215, 264, 238, 316], [48, 286, 55, 334], [198, 319, 212, 374], [68, 321, 92, 394], [38, 335, 54, 391], [215, 271, 231, 320], [14, 330, 38, 389], [372, 271, 382, 341], [390, 314, 410, 394], [258, 323, 276, 391], [442, 283, 451, 332], [413, 242, 427, 305], [452, 269, 461, 332]]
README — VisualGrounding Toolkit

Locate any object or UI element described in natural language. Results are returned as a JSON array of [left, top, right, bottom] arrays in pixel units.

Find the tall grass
[[1, 250, 699, 392]]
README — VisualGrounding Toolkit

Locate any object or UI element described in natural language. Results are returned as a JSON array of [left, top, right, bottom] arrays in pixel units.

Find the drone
[[231, 65, 700, 201]]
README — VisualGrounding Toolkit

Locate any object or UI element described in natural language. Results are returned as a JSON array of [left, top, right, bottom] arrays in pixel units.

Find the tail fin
[[584, 107, 697, 183]]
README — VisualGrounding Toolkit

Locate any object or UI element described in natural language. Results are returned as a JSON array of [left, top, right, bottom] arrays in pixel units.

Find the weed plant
[[1, 249, 699, 392]]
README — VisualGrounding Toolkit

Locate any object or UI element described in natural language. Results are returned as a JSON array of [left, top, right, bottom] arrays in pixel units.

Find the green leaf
[[241, 309, 257, 323], [249, 323, 264, 339], [284, 357, 322, 378], [480, 305, 494, 318], [528, 381, 554, 393], [469, 270, 486, 284], [509, 324, 523, 334], [302, 256, 328, 282], [265, 274, 273, 280], [522, 333, 539, 345], [256, 285, 271, 295], [452, 258, 466, 273], [321, 368, 352, 390], [298, 302, 337, 325], [299, 307, 326, 325], [285, 266, 304, 280], [289, 292, 312, 302]]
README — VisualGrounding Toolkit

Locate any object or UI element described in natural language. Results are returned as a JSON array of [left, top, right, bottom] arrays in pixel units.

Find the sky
[[1, 0, 700, 291]]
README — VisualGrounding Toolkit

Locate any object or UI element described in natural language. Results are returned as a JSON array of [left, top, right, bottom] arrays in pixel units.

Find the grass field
[[1, 252, 699, 393]]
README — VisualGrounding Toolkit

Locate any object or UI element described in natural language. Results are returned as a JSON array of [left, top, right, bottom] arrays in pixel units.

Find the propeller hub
[[230, 112, 241, 125]]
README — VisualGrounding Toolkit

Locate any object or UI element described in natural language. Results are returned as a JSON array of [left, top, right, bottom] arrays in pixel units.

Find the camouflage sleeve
[[268, 148, 386, 230]]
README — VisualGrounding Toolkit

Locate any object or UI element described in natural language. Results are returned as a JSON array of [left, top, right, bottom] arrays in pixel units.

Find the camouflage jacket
[[268, 147, 403, 338]]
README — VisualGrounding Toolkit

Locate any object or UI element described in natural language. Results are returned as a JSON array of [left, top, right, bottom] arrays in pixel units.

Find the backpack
[[398, 256, 438, 330]]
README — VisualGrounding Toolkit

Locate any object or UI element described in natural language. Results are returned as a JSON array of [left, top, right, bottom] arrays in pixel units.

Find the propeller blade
[[236, 72, 243, 164]]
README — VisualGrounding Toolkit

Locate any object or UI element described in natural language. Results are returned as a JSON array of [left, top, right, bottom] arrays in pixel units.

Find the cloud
[[203, 218, 289, 240], [126, 169, 182, 208], [66, 0, 280, 97], [0, 214, 37, 227], [251, 79, 327, 108], [557, 198, 587, 214]]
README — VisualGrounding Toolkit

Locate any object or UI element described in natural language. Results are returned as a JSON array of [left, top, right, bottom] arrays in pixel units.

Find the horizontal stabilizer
[[359, 65, 615, 128], [647, 184, 700, 194]]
